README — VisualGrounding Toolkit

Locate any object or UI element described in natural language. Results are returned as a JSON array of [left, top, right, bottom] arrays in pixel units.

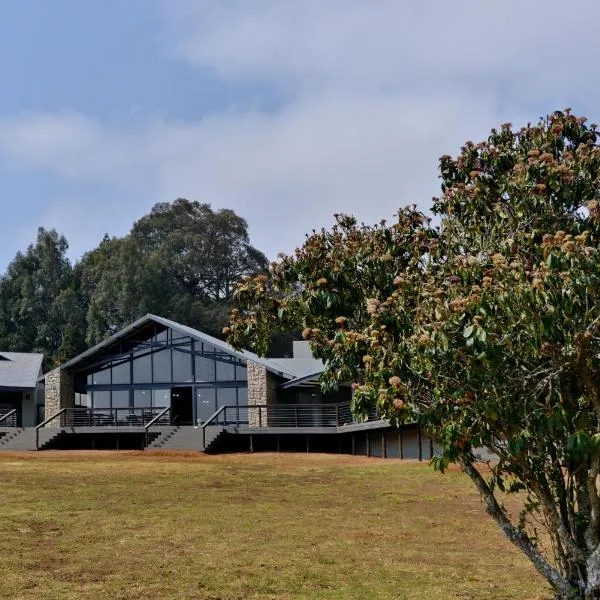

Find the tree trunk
[[461, 460, 576, 599]]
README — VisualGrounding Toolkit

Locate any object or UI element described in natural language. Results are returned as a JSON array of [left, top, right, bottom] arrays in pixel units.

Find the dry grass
[[0, 451, 550, 599]]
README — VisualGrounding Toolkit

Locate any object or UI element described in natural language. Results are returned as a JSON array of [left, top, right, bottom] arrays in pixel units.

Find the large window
[[112, 360, 130, 384], [133, 351, 152, 383], [195, 356, 215, 382], [153, 349, 171, 383], [173, 347, 193, 382], [216, 359, 235, 381], [153, 389, 170, 408], [81, 326, 249, 422], [92, 368, 110, 385], [196, 388, 216, 423]]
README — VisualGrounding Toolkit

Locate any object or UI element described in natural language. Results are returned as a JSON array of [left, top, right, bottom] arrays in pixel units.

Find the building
[[0, 315, 437, 457], [0, 352, 44, 427]]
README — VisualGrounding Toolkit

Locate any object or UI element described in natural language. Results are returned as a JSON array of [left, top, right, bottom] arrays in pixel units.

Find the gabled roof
[[58, 314, 297, 378], [279, 370, 324, 389], [267, 358, 324, 379], [0, 352, 44, 389]]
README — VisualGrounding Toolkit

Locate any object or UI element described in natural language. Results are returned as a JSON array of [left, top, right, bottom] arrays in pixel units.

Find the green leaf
[[463, 324, 475, 338]]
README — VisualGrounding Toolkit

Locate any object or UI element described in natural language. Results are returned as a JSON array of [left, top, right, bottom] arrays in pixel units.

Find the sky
[[0, 0, 599, 272]]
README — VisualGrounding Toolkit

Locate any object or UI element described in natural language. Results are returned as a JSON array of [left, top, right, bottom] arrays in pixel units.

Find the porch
[[0, 401, 436, 459]]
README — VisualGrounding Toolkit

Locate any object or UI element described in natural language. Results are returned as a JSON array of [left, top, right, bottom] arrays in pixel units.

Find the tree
[[0, 228, 86, 368], [228, 110, 600, 598], [81, 199, 269, 343]]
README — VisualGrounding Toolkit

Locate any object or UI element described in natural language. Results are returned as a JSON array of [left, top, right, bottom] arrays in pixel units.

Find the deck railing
[[201, 401, 379, 431], [0, 408, 17, 427], [39, 407, 170, 429], [72, 407, 169, 427], [144, 406, 171, 446]]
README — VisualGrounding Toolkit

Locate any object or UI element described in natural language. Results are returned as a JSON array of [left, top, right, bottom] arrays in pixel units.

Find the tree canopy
[[228, 110, 600, 599], [0, 199, 268, 368]]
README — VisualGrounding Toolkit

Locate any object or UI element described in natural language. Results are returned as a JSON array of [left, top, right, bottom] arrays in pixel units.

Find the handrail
[[144, 406, 171, 431], [199, 401, 377, 448], [201, 405, 227, 448], [36, 408, 67, 429], [35, 408, 67, 450], [144, 406, 171, 446], [0, 409, 17, 427]]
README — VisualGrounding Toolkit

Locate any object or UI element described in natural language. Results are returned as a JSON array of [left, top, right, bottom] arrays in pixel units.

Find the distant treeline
[[0, 199, 274, 370]]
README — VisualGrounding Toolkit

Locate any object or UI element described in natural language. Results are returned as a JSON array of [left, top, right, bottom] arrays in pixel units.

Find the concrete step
[[149, 425, 223, 451], [0, 428, 63, 451]]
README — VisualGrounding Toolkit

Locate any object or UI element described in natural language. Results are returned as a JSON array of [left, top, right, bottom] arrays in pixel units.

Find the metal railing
[[204, 402, 378, 428], [54, 407, 170, 428], [144, 406, 171, 446], [200, 401, 381, 446], [201, 405, 227, 448], [0, 408, 17, 427], [35, 408, 67, 450]]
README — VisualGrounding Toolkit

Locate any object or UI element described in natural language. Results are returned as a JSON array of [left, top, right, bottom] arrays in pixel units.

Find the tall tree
[[81, 199, 268, 344], [0, 228, 86, 368], [228, 111, 600, 598]]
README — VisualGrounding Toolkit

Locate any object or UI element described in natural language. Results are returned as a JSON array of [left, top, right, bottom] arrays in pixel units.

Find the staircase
[[148, 425, 224, 451], [0, 428, 63, 451]]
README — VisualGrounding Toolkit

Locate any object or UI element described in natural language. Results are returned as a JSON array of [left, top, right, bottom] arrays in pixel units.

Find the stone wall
[[44, 368, 74, 426], [247, 361, 279, 427]]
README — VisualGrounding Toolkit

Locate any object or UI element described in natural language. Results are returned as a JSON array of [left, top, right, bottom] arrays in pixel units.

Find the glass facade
[[78, 326, 248, 425]]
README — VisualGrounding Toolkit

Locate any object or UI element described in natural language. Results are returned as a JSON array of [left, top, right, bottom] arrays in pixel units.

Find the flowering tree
[[228, 111, 600, 599]]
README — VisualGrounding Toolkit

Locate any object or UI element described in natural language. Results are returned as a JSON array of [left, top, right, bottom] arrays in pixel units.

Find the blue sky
[[0, 0, 599, 272]]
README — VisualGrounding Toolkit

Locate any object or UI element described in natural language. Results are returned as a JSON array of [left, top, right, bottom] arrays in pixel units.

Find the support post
[[366, 432, 370, 457], [351, 434, 355, 455], [249, 435, 254, 453], [417, 424, 422, 461], [399, 428, 403, 460], [382, 431, 387, 459]]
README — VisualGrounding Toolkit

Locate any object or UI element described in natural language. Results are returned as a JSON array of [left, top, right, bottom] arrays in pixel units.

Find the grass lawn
[[0, 452, 550, 599]]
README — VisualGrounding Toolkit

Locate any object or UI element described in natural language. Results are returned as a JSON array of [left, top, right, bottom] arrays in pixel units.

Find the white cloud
[[2, 0, 600, 262]]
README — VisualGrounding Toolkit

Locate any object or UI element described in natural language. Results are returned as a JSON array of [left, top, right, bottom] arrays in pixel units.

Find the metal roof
[[0, 352, 44, 389], [278, 370, 324, 389], [267, 357, 324, 379], [58, 314, 297, 378]]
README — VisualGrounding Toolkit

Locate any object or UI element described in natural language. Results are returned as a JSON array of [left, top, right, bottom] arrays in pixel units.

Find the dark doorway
[[171, 387, 193, 425]]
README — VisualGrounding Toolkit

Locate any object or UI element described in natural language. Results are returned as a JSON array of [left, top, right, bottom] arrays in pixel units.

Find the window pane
[[153, 349, 172, 383], [152, 389, 171, 408], [238, 386, 248, 405], [133, 352, 152, 383], [195, 356, 215, 382], [92, 391, 110, 409], [216, 359, 235, 381], [156, 329, 168, 343], [134, 390, 152, 408], [111, 359, 131, 384], [237, 387, 248, 425], [92, 367, 111, 385], [235, 365, 247, 381], [196, 388, 216, 423], [112, 390, 130, 409], [217, 387, 236, 408], [173, 347, 192, 382], [75, 393, 89, 407]]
